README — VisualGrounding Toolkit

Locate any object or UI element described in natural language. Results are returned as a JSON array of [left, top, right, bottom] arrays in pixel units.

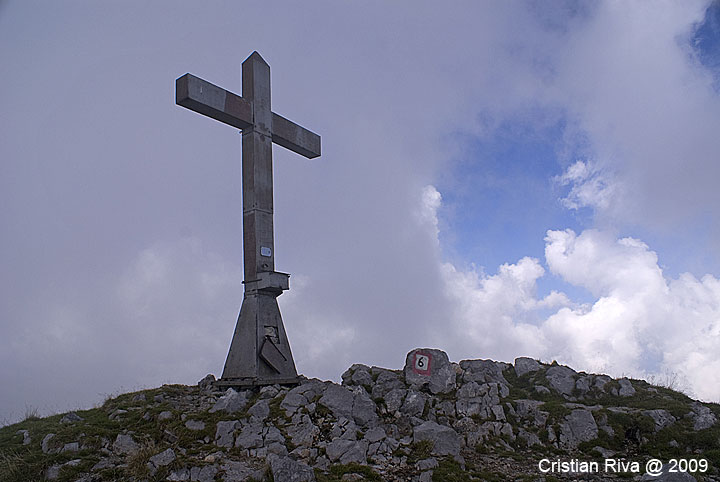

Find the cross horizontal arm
[[176, 73, 321, 158], [271, 113, 321, 159], [176, 74, 253, 130]]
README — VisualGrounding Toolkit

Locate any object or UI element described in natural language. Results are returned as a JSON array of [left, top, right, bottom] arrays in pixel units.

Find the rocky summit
[[2, 349, 720, 482]]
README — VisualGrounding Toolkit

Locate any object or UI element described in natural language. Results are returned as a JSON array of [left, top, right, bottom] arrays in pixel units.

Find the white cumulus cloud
[[424, 185, 720, 401], [556, 160, 617, 212]]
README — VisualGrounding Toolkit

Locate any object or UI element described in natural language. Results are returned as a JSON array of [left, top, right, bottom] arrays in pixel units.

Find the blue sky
[[440, 1, 720, 291], [2, 1, 720, 424]]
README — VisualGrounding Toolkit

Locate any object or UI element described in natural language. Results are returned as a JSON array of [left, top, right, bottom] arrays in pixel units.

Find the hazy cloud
[[2, 0, 720, 424], [550, 0, 720, 229]]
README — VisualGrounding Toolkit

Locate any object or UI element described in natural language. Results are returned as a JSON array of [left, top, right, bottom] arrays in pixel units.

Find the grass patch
[[406, 439, 433, 464], [268, 395, 290, 422], [0, 450, 28, 482], [473, 469, 506, 481], [0, 385, 213, 481], [592, 380, 695, 416], [23, 406, 41, 422], [502, 366, 532, 400], [431, 459, 486, 482], [54, 456, 96, 482], [502, 365, 568, 405], [320, 463, 382, 481], [315, 464, 377, 482], [540, 400, 571, 421], [605, 409, 656, 436], [125, 440, 158, 479], [313, 403, 333, 420]]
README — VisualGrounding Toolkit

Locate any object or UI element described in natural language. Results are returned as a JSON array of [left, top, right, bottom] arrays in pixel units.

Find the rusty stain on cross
[[412, 352, 432, 376]]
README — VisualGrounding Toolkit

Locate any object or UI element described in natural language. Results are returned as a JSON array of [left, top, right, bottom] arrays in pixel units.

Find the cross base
[[220, 288, 299, 387], [214, 377, 300, 389]]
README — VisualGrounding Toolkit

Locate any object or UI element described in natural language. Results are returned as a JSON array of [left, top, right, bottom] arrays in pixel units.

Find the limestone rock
[[61, 442, 79, 453], [417, 457, 439, 470], [384, 388, 407, 413], [185, 419, 205, 431], [401, 389, 427, 417], [319, 384, 355, 420], [534, 385, 551, 395], [46, 460, 81, 480], [594, 375, 612, 391], [259, 384, 281, 399], [514, 399, 543, 419], [198, 374, 216, 391], [269, 455, 316, 482], [371, 369, 405, 399], [215, 420, 239, 448], [248, 398, 270, 421], [191, 465, 218, 482], [168, 468, 190, 481], [326, 438, 368, 464], [618, 378, 636, 397], [352, 388, 379, 426], [514, 357, 541, 377], [342, 364, 373, 387], [109, 409, 128, 420], [545, 365, 576, 396], [281, 390, 309, 416], [491, 404, 506, 421], [364, 426, 386, 443], [60, 411, 83, 424], [112, 433, 139, 455], [148, 447, 176, 468], [559, 409, 598, 448], [404, 348, 456, 394], [41, 433, 56, 454], [221, 460, 266, 482], [16, 429, 30, 445], [416, 471, 433, 482], [518, 428, 542, 447], [413, 421, 461, 456], [459, 359, 510, 385], [690, 403, 717, 431], [575, 376, 592, 395], [235, 421, 265, 449], [593, 446, 616, 458], [287, 414, 319, 447], [46, 464, 61, 480], [158, 410, 173, 421], [209, 388, 248, 414], [264, 425, 286, 446], [456, 382, 503, 420], [280, 381, 325, 416], [644, 409, 676, 432]]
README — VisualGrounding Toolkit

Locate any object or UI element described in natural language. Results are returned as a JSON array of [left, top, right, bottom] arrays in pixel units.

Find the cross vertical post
[[241, 53, 274, 283], [175, 51, 321, 387]]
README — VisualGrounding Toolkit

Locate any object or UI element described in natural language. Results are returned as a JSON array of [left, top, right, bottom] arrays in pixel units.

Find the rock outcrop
[[2, 348, 719, 481]]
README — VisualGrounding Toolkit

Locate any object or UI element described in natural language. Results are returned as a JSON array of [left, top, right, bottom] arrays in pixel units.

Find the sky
[[2, 0, 720, 424]]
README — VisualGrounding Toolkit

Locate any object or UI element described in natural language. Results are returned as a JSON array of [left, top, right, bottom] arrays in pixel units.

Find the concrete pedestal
[[218, 288, 299, 387]]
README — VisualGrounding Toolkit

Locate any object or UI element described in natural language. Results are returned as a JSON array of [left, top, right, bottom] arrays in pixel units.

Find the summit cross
[[175, 51, 321, 386]]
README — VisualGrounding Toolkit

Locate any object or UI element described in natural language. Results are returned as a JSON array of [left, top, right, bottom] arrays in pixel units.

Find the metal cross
[[176, 51, 320, 386]]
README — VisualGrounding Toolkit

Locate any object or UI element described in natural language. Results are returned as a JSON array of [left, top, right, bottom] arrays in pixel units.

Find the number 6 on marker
[[413, 353, 431, 375]]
